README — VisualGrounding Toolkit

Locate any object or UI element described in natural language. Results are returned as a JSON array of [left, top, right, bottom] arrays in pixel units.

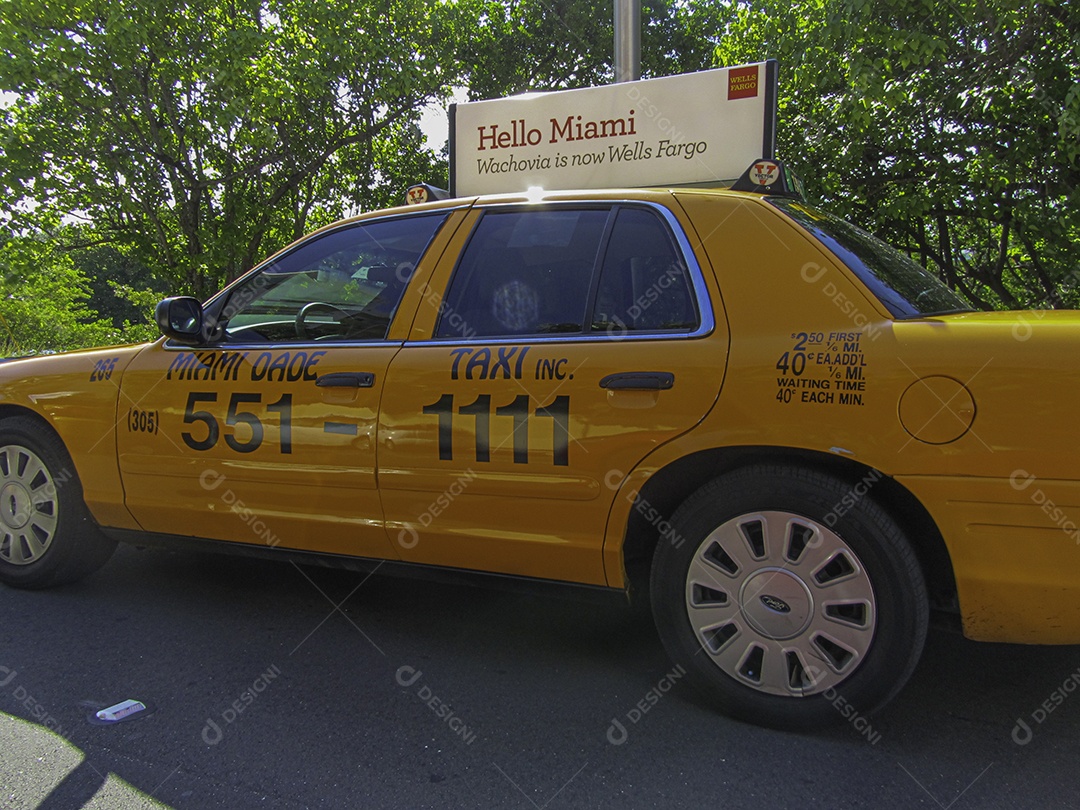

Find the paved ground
[[1, 543, 1078, 809]]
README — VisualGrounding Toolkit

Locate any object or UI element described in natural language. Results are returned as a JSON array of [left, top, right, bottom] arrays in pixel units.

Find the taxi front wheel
[[650, 464, 928, 730], [0, 417, 116, 589]]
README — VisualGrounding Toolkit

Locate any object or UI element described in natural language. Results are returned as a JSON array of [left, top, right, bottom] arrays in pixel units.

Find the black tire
[[650, 464, 928, 730], [0, 416, 117, 589]]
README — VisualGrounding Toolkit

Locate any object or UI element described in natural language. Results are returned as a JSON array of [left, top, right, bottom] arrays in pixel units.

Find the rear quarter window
[[769, 198, 974, 318]]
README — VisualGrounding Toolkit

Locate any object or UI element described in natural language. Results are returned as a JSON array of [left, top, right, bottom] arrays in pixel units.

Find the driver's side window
[[219, 213, 448, 343]]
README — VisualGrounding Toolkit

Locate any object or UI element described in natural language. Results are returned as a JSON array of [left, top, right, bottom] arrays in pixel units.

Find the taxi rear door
[[376, 198, 728, 584]]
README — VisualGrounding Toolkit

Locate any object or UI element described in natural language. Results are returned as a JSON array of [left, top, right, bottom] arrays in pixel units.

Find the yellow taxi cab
[[1, 160, 1076, 730]]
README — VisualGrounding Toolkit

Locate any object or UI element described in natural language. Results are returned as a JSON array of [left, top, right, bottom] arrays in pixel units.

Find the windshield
[[770, 198, 974, 318]]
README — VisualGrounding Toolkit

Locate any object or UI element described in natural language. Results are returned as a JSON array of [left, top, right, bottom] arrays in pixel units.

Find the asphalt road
[[1, 543, 1078, 809]]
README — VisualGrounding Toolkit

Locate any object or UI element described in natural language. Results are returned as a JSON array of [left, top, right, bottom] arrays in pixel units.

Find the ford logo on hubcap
[[760, 594, 791, 613]]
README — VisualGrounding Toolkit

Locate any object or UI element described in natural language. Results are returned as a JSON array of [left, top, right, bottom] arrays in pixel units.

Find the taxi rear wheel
[[650, 464, 927, 730], [0, 417, 117, 589]]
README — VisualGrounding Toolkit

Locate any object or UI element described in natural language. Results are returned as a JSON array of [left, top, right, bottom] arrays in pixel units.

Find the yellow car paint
[[0, 187, 1076, 648]]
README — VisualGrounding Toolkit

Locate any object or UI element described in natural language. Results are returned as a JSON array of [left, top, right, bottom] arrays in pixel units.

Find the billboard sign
[[450, 60, 777, 196]]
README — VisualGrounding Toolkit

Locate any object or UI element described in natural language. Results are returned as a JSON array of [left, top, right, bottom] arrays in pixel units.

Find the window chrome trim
[[161, 339, 405, 352], [426, 199, 714, 345], [404, 332, 711, 349]]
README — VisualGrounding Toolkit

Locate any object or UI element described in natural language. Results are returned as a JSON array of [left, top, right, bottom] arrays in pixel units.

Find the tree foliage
[[461, 0, 713, 99], [0, 229, 135, 355], [0, 0, 1078, 357], [707, 0, 1080, 308], [67, 242, 167, 329], [0, 0, 473, 295]]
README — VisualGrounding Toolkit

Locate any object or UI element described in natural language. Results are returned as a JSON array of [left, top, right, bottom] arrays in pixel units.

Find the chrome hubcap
[[0, 445, 59, 566], [684, 511, 876, 697]]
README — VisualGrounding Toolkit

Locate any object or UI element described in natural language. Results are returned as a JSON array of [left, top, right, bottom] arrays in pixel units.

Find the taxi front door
[[116, 209, 465, 558]]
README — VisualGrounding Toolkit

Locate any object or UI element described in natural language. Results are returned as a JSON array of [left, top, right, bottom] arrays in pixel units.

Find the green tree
[[72, 242, 168, 329], [0, 0, 475, 296], [4, 0, 1075, 323], [0, 228, 126, 355], [462, 0, 713, 100], [706, 0, 1080, 308]]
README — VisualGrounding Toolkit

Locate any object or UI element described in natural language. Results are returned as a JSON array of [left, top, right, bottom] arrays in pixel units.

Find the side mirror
[[155, 296, 207, 344]]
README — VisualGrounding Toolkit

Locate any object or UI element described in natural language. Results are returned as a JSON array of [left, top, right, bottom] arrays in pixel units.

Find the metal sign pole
[[614, 0, 640, 83]]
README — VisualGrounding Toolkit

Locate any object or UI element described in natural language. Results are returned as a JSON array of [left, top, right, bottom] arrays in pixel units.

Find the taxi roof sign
[[450, 61, 778, 196], [730, 158, 806, 200], [405, 183, 451, 205]]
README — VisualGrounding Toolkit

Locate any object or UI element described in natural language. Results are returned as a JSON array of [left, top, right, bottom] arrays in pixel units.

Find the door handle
[[599, 371, 675, 391], [316, 372, 376, 388]]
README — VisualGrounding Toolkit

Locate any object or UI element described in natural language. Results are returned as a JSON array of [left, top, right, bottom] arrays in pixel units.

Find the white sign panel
[[450, 61, 777, 196]]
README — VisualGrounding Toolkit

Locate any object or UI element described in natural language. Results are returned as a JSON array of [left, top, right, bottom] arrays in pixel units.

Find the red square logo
[[728, 66, 759, 100]]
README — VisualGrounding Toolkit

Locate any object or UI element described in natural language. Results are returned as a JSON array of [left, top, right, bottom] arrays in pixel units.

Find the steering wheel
[[295, 301, 351, 339]]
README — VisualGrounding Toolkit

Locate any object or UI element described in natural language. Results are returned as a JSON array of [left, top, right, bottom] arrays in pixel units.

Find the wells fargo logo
[[728, 66, 759, 100]]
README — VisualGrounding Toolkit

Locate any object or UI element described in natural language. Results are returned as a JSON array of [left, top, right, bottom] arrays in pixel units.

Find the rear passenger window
[[436, 210, 606, 337], [435, 205, 699, 339]]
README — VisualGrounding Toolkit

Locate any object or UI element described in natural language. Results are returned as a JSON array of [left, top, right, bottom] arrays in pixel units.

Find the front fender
[[0, 343, 154, 529]]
